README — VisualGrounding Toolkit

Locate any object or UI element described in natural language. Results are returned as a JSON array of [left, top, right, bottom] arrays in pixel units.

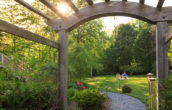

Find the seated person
[[122, 72, 129, 79], [116, 73, 122, 80]]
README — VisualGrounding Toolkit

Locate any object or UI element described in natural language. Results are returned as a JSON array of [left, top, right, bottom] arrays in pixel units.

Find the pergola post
[[58, 30, 68, 110], [156, 21, 168, 110], [156, 22, 168, 79]]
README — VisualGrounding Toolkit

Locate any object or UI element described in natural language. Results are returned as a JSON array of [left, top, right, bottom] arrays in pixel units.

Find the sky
[[98, 0, 172, 34], [2, 0, 172, 34]]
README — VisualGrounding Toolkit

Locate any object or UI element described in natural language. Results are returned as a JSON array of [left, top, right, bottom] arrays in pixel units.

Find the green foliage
[[68, 88, 77, 102], [103, 23, 136, 74], [41, 63, 58, 82], [103, 21, 155, 74], [119, 63, 143, 75], [69, 20, 109, 79], [122, 85, 132, 93], [160, 75, 172, 110], [68, 81, 89, 103], [81, 81, 89, 88], [68, 81, 78, 89], [0, 0, 58, 64], [0, 81, 57, 110], [41, 63, 58, 75], [73, 89, 106, 109], [132, 21, 156, 73]]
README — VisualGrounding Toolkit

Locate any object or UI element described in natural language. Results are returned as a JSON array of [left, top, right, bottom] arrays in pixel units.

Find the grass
[[83, 75, 149, 107]]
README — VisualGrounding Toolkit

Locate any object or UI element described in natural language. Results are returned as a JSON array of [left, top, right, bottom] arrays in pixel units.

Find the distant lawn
[[83, 75, 149, 107]]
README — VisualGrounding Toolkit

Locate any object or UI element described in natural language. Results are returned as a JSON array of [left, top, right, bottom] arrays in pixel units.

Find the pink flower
[[77, 82, 82, 86], [81, 86, 86, 89]]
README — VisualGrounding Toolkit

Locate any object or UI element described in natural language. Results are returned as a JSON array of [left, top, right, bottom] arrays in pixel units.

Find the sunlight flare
[[57, 2, 71, 15]]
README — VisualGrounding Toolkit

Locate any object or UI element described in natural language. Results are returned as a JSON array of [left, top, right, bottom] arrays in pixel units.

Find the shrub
[[73, 89, 106, 110], [160, 75, 172, 110], [76, 81, 86, 90], [68, 81, 88, 90], [0, 81, 57, 110], [68, 88, 77, 102], [122, 85, 132, 93], [68, 81, 77, 89], [41, 63, 58, 75], [81, 81, 89, 88]]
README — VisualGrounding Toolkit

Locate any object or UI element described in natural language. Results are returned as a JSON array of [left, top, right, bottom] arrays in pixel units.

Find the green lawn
[[84, 75, 149, 106]]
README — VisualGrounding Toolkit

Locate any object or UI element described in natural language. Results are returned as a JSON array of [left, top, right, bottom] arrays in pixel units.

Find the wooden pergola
[[0, 0, 172, 110]]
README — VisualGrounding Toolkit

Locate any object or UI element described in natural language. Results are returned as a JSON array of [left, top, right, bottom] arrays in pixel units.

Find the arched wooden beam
[[50, 1, 172, 32]]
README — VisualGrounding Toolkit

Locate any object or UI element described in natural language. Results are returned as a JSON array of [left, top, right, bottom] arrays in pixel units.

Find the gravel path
[[105, 92, 146, 110]]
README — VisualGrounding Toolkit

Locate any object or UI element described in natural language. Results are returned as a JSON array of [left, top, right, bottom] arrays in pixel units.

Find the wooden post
[[156, 21, 168, 110], [156, 22, 168, 79], [58, 30, 68, 110], [148, 77, 156, 110]]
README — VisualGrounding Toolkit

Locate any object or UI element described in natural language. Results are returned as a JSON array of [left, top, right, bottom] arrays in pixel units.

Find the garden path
[[106, 92, 146, 110]]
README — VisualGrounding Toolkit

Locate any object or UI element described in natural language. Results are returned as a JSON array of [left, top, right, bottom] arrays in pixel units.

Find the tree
[[103, 20, 156, 74], [68, 19, 109, 80], [131, 20, 156, 73], [103, 23, 136, 74]]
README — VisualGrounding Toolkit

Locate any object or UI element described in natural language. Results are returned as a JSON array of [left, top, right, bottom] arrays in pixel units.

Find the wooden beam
[[122, 0, 127, 1], [58, 30, 68, 110], [105, 0, 110, 3], [65, 0, 79, 12], [51, 1, 172, 32], [14, 0, 52, 21], [157, 0, 165, 9], [139, 0, 145, 4], [39, 0, 66, 19], [86, 0, 94, 6], [0, 20, 59, 49]]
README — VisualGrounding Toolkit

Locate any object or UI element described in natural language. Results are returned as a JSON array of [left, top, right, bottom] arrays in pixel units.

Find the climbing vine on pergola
[[0, 0, 172, 110]]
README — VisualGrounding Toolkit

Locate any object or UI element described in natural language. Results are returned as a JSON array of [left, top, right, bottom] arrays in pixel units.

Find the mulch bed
[[102, 98, 112, 110], [68, 98, 112, 110]]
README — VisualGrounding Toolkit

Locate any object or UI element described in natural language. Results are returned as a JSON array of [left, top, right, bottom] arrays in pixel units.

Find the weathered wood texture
[[156, 21, 168, 110], [0, 54, 10, 66], [39, 0, 65, 19], [14, 0, 52, 21], [50, 1, 172, 32], [139, 0, 145, 4], [0, 20, 59, 49], [156, 22, 168, 79], [58, 30, 68, 110], [157, 0, 165, 9], [65, 0, 79, 12], [86, 0, 94, 5], [148, 78, 156, 110]]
